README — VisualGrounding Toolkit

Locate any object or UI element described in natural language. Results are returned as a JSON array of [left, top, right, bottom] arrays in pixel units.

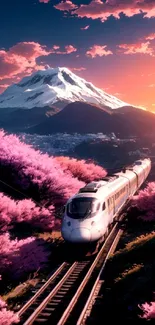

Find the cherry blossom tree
[[139, 301, 155, 319], [0, 233, 50, 278], [0, 192, 55, 232], [54, 156, 107, 182], [0, 130, 84, 206], [0, 298, 19, 325], [132, 182, 155, 221]]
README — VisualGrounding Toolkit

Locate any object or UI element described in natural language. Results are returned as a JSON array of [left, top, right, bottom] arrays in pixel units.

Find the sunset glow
[[0, 0, 155, 111]]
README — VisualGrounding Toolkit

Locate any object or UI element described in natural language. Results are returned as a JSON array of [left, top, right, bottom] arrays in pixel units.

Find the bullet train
[[61, 158, 151, 244]]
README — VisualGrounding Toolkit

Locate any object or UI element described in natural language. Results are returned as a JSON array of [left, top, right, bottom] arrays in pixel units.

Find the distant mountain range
[[0, 67, 154, 137], [28, 102, 155, 137]]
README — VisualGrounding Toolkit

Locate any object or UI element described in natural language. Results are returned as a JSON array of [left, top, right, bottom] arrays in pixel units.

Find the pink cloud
[[39, 0, 50, 3], [54, 0, 78, 11], [64, 45, 77, 53], [0, 84, 9, 93], [0, 42, 51, 81], [0, 41, 78, 93], [86, 45, 113, 58], [145, 33, 155, 40], [72, 67, 86, 71], [118, 41, 155, 56], [81, 25, 90, 30], [54, 0, 155, 22], [148, 84, 155, 87], [51, 45, 77, 55], [53, 45, 60, 50]]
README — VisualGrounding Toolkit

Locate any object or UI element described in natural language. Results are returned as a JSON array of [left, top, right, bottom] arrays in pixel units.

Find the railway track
[[18, 216, 124, 325], [76, 227, 124, 325]]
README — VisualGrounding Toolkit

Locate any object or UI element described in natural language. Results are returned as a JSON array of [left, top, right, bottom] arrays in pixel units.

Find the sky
[[0, 0, 155, 111]]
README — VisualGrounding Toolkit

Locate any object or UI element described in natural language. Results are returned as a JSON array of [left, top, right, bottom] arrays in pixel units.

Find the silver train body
[[61, 158, 151, 243]]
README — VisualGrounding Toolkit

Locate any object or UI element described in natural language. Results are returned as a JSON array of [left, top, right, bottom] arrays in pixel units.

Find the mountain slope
[[0, 67, 129, 110], [27, 102, 155, 137]]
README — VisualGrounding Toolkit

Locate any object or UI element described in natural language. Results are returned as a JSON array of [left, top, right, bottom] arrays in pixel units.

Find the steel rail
[[18, 262, 67, 317], [57, 219, 123, 325], [77, 228, 124, 325]]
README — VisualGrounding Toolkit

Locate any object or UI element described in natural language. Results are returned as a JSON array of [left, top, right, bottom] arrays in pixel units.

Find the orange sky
[[104, 57, 155, 111], [0, 0, 155, 112]]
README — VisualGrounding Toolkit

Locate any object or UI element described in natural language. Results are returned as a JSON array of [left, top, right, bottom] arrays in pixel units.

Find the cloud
[[114, 92, 124, 97], [54, 0, 78, 11], [39, 0, 50, 3], [64, 45, 77, 53], [148, 84, 155, 87], [0, 42, 52, 81], [0, 41, 77, 93], [53, 45, 60, 50], [81, 25, 90, 30], [118, 41, 155, 56], [86, 45, 113, 58], [71, 67, 86, 71], [0, 84, 9, 93], [145, 33, 155, 40], [50, 44, 77, 54], [54, 0, 155, 22]]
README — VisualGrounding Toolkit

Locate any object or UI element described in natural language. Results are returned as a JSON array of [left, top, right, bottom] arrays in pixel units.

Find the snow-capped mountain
[[0, 67, 129, 110]]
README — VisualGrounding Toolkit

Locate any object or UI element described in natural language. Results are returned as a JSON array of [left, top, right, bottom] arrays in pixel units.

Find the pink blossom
[[0, 233, 49, 278], [54, 156, 107, 183], [132, 182, 155, 221], [0, 192, 55, 231], [0, 131, 106, 231], [140, 302, 155, 319], [0, 130, 84, 206], [0, 298, 19, 325]]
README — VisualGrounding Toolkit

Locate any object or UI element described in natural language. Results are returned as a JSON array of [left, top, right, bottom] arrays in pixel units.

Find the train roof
[[75, 158, 151, 199]]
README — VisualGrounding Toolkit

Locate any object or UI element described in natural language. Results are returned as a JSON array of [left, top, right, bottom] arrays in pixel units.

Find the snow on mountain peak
[[0, 67, 129, 109]]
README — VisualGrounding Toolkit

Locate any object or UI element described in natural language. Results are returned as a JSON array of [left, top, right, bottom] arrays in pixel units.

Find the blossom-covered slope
[[0, 131, 107, 323]]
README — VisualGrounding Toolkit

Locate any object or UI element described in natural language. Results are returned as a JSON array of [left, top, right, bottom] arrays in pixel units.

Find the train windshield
[[67, 197, 98, 219]]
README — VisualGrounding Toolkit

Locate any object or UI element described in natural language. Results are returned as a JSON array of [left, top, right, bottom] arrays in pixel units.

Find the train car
[[61, 158, 151, 244]]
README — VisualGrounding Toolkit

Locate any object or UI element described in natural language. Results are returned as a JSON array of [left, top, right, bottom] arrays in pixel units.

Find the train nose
[[70, 227, 91, 243]]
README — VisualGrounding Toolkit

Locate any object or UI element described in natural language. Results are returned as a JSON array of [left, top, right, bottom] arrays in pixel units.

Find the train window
[[67, 197, 97, 219], [102, 202, 105, 210], [135, 161, 142, 165], [96, 202, 100, 210]]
